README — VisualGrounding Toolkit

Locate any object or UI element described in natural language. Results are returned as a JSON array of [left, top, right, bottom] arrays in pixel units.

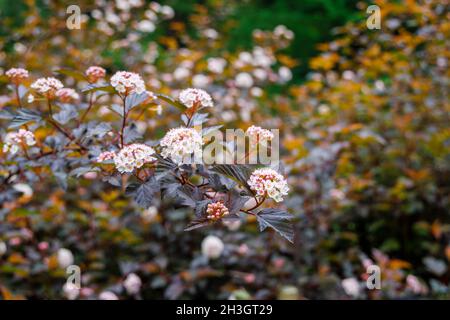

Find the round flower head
[[178, 88, 213, 108], [201, 235, 224, 259], [3, 129, 36, 155], [85, 66, 106, 83], [123, 273, 142, 295], [114, 144, 156, 173], [31, 77, 64, 98], [206, 201, 229, 221], [247, 168, 289, 202], [96, 151, 116, 163], [6, 68, 29, 84], [246, 126, 274, 144], [160, 127, 203, 165], [110, 71, 145, 95], [56, 88, 79, 103]]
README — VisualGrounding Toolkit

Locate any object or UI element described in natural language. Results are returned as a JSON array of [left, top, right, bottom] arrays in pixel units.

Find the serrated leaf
[[256, 208, 294, 243], [53, 104, 78, 125], [184, 218, 210, 231], [156, 93, 186, 111], [211, 164, 253, 193], [54, 68, 87, 81], [82, 83, 115, 94], [86, 123, 112, 138], [202, 125, 223, 137], [123, 124, 142, 144], [125, 92, 150, 112], [130, 179, 159, 208], [9, 109, 42, 128], [69, 166, 100, 178]]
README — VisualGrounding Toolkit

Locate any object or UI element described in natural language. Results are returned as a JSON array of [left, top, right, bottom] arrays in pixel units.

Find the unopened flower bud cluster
[[206, 201, 229, 220]]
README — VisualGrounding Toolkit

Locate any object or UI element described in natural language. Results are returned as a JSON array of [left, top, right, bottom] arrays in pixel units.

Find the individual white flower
[[56, 88, 79, 103], [203, 28, 219, 39], [113, 144, 156, 173], [235, 72, 253, 88], [142, 206, 158, 223], [57, 248, 74, 269], [2, 129, 36, 155], [178, 88, 213, 108], [12, 183, 33, 197], [63, 282, 80, 300], [406, 275, 427, 295], [96, 151, 116, 163], [137, 20, 156, 32], [173, 67, 190, 80], [278, 66, 292, 82], [247, 168, 289, 202], [342, 278, 361, 298], [85, 66, 106, 83], [223, 219, 241, 231], [31, 77, 64, 98], [246, 126, 274, 144], [160, 5, 174, 19], [160, 127, 203, 165], [0, 241, 7, 256], [123, 273, 142, 295], [206, 202, 229, 221], [110, 71, 146, 95], [253, 68, 268, 81], [192, 74, 210, 88], [207, 57, 227, 74], [6, 67, 29, 84], [274, 25, 294, 40], [250, 87, 263, 97], [27, 94, 34, 103], [201, 235, 224, 259], [99, 291, 119, 300]]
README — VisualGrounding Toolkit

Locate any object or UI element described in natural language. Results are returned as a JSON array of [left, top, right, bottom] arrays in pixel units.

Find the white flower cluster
[[201, 235, 224, 259], [96, 151, 116, 163], [56, 88, 79, 102], [85, 66, 106, 83], [207, 57, 227, 74], [123, 273, 142, 295], [57, 248, 74, 269], [246, 125, 274, 143], [160, 127, 203, 164], [247, 168, 289, 202], [113, 143, 156, 173], [6, 67, 29, 84], [31, 77, 64, 98], [110, 71, 146, 95], [3, 129, 36, 154], [178, 88, 213, 108], [206, 201, 229, 221], [274, 25, 294, 40]]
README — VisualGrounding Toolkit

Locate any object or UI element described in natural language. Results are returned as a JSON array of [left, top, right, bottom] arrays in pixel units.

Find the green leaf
[[82, 83, 115, 94], [156, 93, 186, 111], [54, 68, 87, 81], [256, 208, 294, 243]]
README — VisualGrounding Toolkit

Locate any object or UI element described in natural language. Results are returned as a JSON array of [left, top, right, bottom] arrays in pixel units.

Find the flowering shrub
[[0, 0, 448, 301], [1, 66, 293, 243]]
